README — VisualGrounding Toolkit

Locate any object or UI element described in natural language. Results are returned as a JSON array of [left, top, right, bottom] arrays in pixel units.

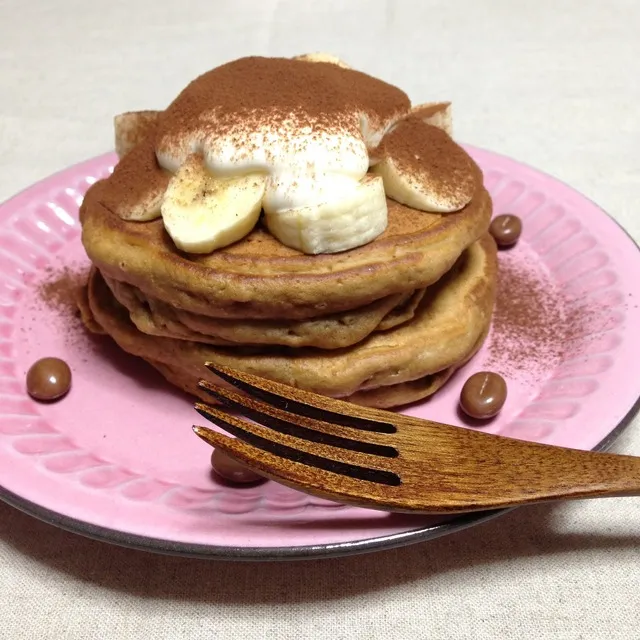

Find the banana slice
[[114, 111, 160, 158], [360, 111, 406, 153], [409, 102, 452, 136], [366, 102, 452, 161], [372, 118, 477, 213], [161, 155, 266, 254], [294, 52, 351, 68], [265, 175, 387, 254]]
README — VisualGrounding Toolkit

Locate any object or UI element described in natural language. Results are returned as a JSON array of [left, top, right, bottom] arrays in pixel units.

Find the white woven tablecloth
[[1, 1, 639, 638]]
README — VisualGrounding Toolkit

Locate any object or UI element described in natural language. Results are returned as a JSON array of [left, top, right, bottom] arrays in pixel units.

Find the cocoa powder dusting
[[377, 117, 479, 204], [38, 267, 86, 317], [99, 136, 170, 216], [158, 57, 410, 138], [486, 260, 564, 378], [486, 258, 598, 380], [36, 267, 90, 350], [97, 57, 413, 214]]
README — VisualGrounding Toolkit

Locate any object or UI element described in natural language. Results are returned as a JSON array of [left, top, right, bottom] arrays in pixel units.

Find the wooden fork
[[193, 364, 640, 514]]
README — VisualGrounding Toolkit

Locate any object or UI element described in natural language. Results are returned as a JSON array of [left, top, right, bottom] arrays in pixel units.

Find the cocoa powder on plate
[[37, 266, 87, 319], [486, 259, 567, 378]]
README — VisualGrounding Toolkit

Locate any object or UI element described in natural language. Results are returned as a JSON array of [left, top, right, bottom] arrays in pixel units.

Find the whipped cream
[[156, 115, 370, 216], [108, 55, 477, 255]]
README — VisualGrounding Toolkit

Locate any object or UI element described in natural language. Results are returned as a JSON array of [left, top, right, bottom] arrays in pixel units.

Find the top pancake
[[80, 174, 492, 319]]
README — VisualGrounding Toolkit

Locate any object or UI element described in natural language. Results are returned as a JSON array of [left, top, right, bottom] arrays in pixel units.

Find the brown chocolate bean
[[26, 357, 72, 402], [211, 449, 266, 485], [460, 371, 507, 419], [489, 214, 522, 247]]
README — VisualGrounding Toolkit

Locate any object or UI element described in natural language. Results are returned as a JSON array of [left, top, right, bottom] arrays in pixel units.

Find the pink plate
[[0, 148, 638, 560]]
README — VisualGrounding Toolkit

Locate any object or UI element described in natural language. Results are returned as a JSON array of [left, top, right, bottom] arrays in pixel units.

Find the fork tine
[[204, 363, 396, 434], [197, 381, 398, 457], [193, 426, 400, 506], [195, 404, 400, 486]]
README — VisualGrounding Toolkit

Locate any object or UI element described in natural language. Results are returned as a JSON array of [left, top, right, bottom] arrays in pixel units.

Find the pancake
[[344, 320, 490, 407], [147, 360, 454, 409], [80, 173, 492, 319], [104, 275, 425, 349], [147, 317, 489, 409], [84, 234, 496, 406], [376, 288, 426, 332]]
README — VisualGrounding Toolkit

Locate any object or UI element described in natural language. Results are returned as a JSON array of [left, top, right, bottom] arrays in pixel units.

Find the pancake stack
[[79, 55, 497, 408]]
